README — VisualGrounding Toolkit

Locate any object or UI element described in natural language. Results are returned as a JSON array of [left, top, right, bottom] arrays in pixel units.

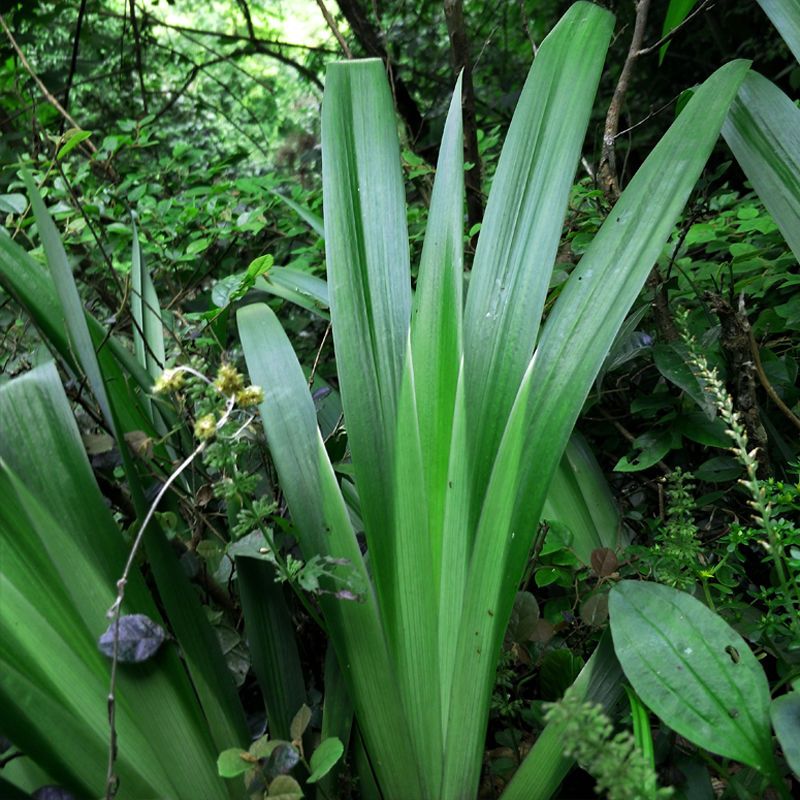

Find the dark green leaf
[[770, 691, 800, 779], [609, 581, 775, 774]]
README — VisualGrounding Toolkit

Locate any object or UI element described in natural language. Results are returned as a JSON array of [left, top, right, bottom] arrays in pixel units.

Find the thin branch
[[598, 0, 651, 201], [0, 13, 97, 153], [444, 0, 484, 237], [315, 0, 353, 58], [749, 330, 800, 434], [61, 0, 88, 133], [637, 0, 714, 56], [94, 8, 335, 53], [614, 92, 680, 139], [309, 323, 332, 388], [105, 386, 237, 798], [128, 0, 148, 114], [236, 0, 256, 40]]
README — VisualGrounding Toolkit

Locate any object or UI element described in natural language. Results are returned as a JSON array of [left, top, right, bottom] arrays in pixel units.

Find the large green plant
[[236, 3, 749, 797]]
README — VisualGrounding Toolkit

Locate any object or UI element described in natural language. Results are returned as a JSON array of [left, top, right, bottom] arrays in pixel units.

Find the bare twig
[[105, 376, 239, 798], [61, 0, 88, 133], [0, 13, 97, 153], [95, 7, 335, 53], [636, 0, 714, 56], [236, 0, 256, 40], [444, 0, 484, 238], [309, 323, 332, 388], [597, 0, 651, 200], [128, 0, 148, 114], [749, 330, 800, 434], [315, 0, 353, 59]]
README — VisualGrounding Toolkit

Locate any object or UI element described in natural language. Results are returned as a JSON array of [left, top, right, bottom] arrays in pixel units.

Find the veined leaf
[[722, 70, 800, 262], [387, 340, 441, 782], [236, 558, 306, 742], [255, 266, 330, 319], [22, 172, 114, 430], [770, 692, 800, 779], [317, 644, 353, 797], [411, 73, 464, 592], [18, 184, 248, 758], [609, 581, 775, 775], [541, 431, 621, 564], [131, 219, 165, 382], [269, 189, 325, 238]]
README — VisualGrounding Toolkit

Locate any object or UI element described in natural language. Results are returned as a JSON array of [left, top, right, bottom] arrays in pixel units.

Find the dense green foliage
[[0, 1, 799, 799]]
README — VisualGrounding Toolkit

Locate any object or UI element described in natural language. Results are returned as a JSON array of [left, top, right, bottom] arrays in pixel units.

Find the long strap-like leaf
[[237, 302, 425, 797], [322, 59, 413, 616], [722, 71, 800, 262], [461, 2, 613, 532], [444, 59, 749, 798]]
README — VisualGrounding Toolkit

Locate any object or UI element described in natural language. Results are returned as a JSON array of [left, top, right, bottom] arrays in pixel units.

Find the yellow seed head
[[153, 367, 185, 394], [214, 364, 245, 395], [236, 385, 264, 407], [194, 413, 218, 440]]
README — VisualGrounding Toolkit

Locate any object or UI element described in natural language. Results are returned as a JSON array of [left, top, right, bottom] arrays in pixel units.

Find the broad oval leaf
[[609, 581, 774, 773], [98, 613, 166, 663], [216, 747, 252, 778], [507, 591, 540, 644], [267, 774, 303, 799], [307, 737, 345, 784], [290, 703, 312, 742], [770, 692, 800, 779]]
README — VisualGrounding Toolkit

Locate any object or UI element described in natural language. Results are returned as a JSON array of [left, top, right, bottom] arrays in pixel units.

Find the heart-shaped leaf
[[609, 581, 775, 774]]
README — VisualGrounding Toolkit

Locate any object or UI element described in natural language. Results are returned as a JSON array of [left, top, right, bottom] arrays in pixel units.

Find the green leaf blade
[[411, 73, 464, 591], [321, 58, 412, 613], [756, 0, 800, 63], [307, 737, 345, 783], [462, 1, 614, 533], [609, 581, 775, 773], [237, 303, 423, 798], [722, 70, 800, 262], [770, 692, 800, 779]]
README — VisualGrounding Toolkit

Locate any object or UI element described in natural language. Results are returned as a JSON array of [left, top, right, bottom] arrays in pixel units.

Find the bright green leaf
[[307, 737, 345, 783], [216, 748, 252, 778]]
